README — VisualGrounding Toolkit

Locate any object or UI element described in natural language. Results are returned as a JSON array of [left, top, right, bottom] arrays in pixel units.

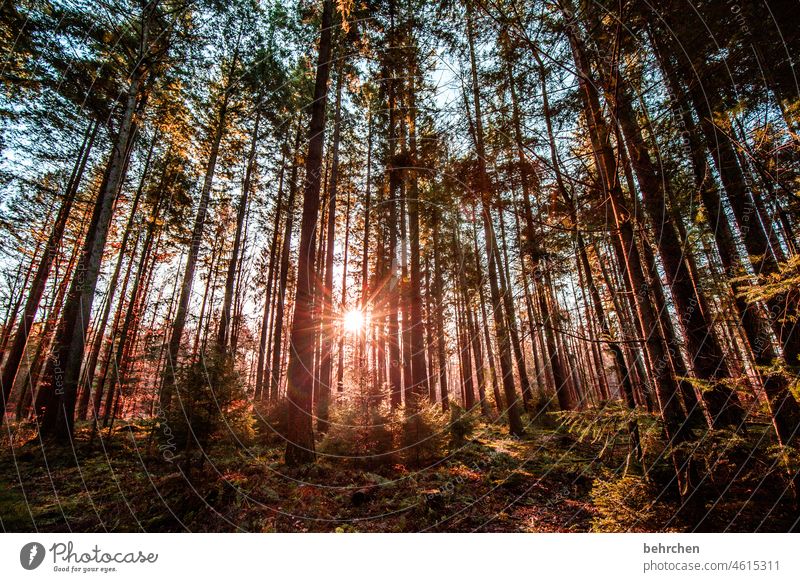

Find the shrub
[[318, 398, 397, 469], [590, 472, 676, 532], [252, 397, 290, 447], [448, 404, 478, 448], [167, 351, 253, 459], [399, 400, 448, 466], [673, 426, 793, 495], [319, 397, 450, 468]]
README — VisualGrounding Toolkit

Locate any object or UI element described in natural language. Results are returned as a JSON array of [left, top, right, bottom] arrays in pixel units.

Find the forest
[[0, 0, 799, 533]]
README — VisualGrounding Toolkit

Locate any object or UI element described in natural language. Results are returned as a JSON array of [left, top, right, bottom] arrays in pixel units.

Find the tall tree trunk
[[384, 3, 403, 411], [423, 258, 437, 403], [357, 110, 374, 403], [465, 0, 523, 436], [453, 233, 476, 410], [465, 285, 490, 416], [269, 127, 302, 402], [336, 190, 351, 393], [432, 210, 449, 411], [317, 66, 344, 433], [454, 285, 473, 408], [284, 0, 335, 465], [405, 70, 429, 406], [399, 182, 412, 404]]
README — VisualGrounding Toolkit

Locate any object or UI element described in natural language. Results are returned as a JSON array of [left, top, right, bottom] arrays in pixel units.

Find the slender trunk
[[317, 66, 344, 433], [465, 0, 523, 435], [1, 119, 98, 425], [269, 127, 302, 402], [465, 285, 489, 416], [336, 191, 351, 393], [217, 109, 261, 352], [454, 285, 473, 408], [384, 5, 403, 411], [161, 36, 240, 411], [423, 258, 437, 403], [360, 111, 373, 367], [405, 71, 429, 406], [284, 0, 334, 465], [432, 211, 449, 411], [453, 233, 476, 410]]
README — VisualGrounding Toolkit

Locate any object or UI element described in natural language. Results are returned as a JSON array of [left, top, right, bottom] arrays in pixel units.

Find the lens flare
[[343, 309, 364, 333]]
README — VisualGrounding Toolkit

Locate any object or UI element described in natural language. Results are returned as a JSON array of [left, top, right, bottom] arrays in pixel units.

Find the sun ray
[[343, 309, 364, 334]]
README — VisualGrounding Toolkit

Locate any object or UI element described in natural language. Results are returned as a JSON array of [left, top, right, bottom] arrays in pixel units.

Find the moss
[[0, 485, 34, 531]]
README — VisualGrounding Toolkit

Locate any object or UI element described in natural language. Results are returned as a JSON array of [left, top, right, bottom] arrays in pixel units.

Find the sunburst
[[342, 309, 365, 333]]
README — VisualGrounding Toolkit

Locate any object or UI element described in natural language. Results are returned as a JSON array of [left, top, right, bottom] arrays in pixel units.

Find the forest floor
[[1, 414, 798, 532]]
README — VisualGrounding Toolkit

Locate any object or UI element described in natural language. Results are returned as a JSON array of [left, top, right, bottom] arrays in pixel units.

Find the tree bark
[[269, 127, 302, 402], [317, 65, 344, 433], [285, 0, 335, 465], [465, 0, 523, 435]]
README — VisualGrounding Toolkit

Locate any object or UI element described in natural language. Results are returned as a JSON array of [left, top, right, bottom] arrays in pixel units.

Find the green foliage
[[448, 404, 478, 448], [735, 255, 800, 307], [399, 401, 449, 466], [590, 472, 676, 532], [167, 352, 253, 456], [765, 443, 800, 477], [554, 402, 660, 464], [786, 374, 800, 402], [318, 399, 397, 468], [318, 398, 450, 468], [252, 398, 290, 447]]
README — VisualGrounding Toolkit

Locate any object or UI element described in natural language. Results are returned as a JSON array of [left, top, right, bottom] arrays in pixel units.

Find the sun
[[342, 309, 365, 334]]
